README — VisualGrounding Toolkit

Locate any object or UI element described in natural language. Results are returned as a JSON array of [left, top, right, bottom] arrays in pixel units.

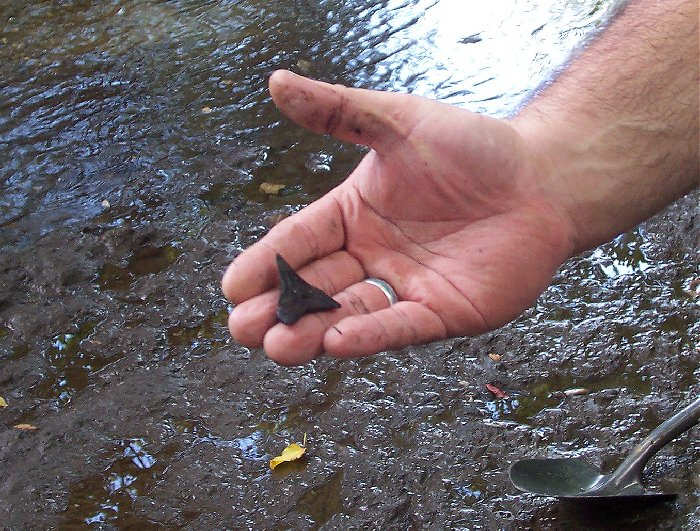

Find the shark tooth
[[275, 254, 341, 325]]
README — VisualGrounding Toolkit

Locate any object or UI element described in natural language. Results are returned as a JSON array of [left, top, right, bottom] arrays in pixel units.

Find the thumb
[[268, 69, 421, 152]]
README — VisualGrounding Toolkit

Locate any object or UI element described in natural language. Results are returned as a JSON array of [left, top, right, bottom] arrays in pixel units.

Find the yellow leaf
[[269, 434, 307, 470], [0, 396, 7, 407], [14, 424, 37, 431], [259, 182, 285, 195]]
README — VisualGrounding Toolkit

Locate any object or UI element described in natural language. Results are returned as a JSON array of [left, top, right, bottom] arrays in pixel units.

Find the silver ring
[[364, 278, 398, 305]]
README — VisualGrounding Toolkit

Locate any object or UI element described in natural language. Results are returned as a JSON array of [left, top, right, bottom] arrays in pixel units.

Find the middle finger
[[227, 250, 365, 347], [263, 278, 397, 365]]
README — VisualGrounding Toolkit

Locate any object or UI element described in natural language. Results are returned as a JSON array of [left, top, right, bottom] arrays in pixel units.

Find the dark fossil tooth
[[275, 254, 341, 325]]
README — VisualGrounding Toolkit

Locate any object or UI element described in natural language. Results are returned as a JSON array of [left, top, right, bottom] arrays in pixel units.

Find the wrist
[[512, 110, 607, 254], [512, 107, 697, 255], [510, 0, 698, 255], [509, 111, 594, 256]]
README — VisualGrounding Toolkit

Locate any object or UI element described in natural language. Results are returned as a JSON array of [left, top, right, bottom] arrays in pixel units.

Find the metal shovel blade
[[509, 458, 674, 501], [509, 396, 700, 500]]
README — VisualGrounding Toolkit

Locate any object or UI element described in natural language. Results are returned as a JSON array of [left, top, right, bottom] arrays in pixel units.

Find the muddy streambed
[[1, 1, 698, 529]]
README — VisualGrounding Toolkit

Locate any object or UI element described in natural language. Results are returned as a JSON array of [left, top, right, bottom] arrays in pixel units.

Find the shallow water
[[1, 0, 698, 529]]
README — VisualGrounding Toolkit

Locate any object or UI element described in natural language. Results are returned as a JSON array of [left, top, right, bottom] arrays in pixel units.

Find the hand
[[222, 70, 575, 365]]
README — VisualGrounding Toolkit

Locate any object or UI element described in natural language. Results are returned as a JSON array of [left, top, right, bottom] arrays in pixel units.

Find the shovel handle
[[607, 396, 700, 491]]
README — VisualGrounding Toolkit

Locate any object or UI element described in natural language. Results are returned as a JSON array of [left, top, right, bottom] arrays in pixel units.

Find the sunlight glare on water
[[1, 0, 625, 251]]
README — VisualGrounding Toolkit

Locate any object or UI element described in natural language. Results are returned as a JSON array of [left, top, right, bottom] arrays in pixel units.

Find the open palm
[[222, 70, 575, 365]]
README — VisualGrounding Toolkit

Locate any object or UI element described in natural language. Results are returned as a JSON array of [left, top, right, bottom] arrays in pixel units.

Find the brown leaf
[[488, 352, 502, 362], [486, 383, 508, 399], [14, 424, 38, 431]]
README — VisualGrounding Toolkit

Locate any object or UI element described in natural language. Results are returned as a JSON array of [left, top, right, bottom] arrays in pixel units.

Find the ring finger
[[263, 277, 399, 365], [227, 250, 365, 347]]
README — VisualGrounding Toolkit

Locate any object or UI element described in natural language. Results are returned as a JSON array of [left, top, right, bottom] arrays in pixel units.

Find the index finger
[[221, 192, 345, 304]]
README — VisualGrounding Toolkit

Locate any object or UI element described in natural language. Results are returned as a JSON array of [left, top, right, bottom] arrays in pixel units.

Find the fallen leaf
[[270, 434, 307, 470], [488, 352, 502, 362], [563, 388, 590, 397], [201, 106, 213, 114], [486, 383, 509, 399], [259, 182, 285, 195], [14, 424, 37, 431], [684, 278, 700, 298], [296, 59, 313, 72], [0, 396, 7, 407]]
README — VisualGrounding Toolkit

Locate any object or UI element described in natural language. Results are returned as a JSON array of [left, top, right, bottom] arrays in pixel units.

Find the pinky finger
[[322, 302, 448, 358]]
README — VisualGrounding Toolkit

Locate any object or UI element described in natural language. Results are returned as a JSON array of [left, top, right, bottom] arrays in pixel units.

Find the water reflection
[[124, 440, 157, 469], [483, 397, 519, 420], [35, 321, 103, 406], [591, 231, 652, 279], [455, 483, 484, 502], [64, 437, 169, 527], [100, 244, 182, 291], [197, 430, 268, 461], [2, 0, 624, 251]]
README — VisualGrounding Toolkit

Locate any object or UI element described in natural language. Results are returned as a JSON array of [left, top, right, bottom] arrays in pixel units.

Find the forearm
[[513, 0, 698, 253]]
